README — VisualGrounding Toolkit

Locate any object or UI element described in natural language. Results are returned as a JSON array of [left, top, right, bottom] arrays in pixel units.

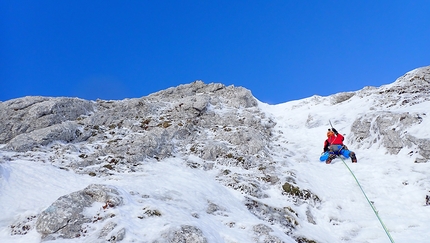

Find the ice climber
[[320, 128, 357, 164]]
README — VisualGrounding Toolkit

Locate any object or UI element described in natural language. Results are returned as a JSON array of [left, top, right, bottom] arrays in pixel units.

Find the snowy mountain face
[[0, 66, 430, 243]]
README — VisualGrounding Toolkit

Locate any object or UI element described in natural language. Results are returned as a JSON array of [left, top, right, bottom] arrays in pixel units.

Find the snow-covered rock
[[36, 184, 124, 241]]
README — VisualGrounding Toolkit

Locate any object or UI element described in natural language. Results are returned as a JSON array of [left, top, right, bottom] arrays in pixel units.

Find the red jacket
[[323, 133, 345, 152], [329, 133, 344, 145]]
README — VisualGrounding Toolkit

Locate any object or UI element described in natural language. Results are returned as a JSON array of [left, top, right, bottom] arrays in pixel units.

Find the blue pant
[[319, 145, 351, 161]]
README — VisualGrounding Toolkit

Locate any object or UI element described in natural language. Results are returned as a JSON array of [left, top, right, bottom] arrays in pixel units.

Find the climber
[[320, 128, 357, 164]]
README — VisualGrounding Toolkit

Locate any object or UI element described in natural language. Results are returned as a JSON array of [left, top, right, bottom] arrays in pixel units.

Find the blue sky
[[1, 1, 429, 104]]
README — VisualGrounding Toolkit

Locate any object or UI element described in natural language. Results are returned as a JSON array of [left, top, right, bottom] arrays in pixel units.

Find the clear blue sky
[[1, 1, 429, 104]]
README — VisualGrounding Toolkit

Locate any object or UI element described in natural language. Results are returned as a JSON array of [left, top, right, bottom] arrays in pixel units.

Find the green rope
[[339, 156, 395, 243]]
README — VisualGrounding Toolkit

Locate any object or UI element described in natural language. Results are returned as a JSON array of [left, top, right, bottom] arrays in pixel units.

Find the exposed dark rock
[[245, 197, 298, 234]]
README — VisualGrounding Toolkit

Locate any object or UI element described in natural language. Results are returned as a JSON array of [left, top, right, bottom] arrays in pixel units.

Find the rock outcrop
[[0, 97, 94, 144], [349, 66, 430, 162], [36, 184, 124, 241]]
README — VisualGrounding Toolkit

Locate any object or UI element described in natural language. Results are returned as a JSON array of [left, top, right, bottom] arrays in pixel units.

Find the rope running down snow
[[338, 156, 395, 243]]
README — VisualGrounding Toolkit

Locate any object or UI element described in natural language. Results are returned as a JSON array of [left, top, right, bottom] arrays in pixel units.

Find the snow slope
[[260, 93, 430, 242]]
